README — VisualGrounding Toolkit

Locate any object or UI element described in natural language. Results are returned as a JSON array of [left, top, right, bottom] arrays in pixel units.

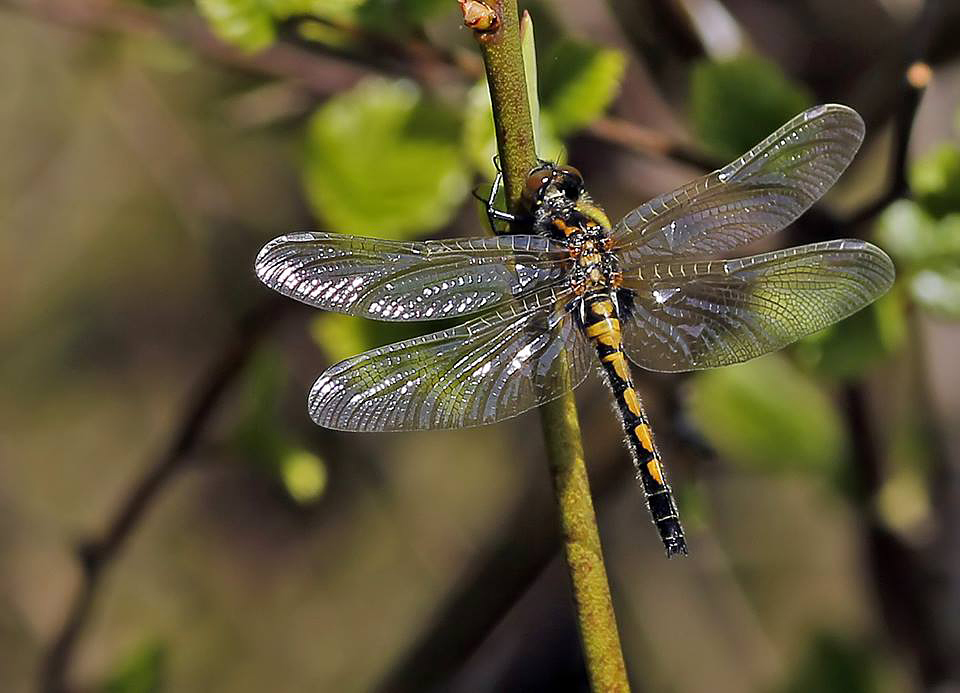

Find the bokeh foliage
[[10, 1, 960, 691]]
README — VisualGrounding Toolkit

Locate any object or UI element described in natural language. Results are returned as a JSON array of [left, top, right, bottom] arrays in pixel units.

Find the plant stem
[[461, 2, 629, 690]]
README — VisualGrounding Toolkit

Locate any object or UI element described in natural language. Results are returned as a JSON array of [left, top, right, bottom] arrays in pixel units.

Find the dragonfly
[[255, 103, 894, 556]]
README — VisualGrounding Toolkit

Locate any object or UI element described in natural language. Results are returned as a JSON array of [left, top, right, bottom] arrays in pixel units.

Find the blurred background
[[2, 0, 959, 691]]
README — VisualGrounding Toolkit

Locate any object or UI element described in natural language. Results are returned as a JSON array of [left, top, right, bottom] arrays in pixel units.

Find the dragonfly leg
[[485, 171, 522, 230]]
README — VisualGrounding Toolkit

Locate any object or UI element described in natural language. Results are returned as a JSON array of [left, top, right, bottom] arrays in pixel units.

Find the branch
[[377, 425, 633, 691], [38, 298, 289, 693], [3, 0, 366, 96], [461, 2, 629, 690]]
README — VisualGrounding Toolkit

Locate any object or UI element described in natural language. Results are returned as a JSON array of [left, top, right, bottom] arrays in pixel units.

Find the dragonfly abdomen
[[581, 292, 688, 557]]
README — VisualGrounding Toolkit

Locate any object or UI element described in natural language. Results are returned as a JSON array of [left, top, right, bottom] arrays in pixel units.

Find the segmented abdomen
[[581, 291, 688, 556]]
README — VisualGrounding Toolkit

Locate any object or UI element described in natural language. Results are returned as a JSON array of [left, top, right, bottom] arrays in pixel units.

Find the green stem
[[462, 2, 629, 690]]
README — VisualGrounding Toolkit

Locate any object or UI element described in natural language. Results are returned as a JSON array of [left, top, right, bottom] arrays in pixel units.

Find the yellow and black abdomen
[[581, 292, 687, 556]]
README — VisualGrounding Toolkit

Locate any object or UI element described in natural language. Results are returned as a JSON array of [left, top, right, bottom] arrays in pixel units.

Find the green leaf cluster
[[690, 56, 812, 161], [873, 125, 960, 320], [876, 199, 960, 318], [194, 0, 447, 53]]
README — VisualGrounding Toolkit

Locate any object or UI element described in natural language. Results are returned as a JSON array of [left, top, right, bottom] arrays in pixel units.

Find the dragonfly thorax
[[568, 231, 621, 294]]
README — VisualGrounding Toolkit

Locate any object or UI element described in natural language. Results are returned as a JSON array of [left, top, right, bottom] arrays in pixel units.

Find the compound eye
[[556, 166, 583, 199], [558, 165, 583, 183], [524, 167, 553, 199]]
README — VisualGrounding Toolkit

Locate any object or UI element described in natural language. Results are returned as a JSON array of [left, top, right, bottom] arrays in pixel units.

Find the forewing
[[611, 104, 865, 264], [619, 240, 894, 372], [309, 287, 592, 431], [256, 231, 569, 321]]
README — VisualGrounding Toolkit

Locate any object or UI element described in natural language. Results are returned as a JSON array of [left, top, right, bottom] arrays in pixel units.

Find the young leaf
[[194, 0, 275, 52], [538, 39, 626, 136], [876, 199, 960, 265], [303, 78, 468, 239], [229, 348, 289, 471]]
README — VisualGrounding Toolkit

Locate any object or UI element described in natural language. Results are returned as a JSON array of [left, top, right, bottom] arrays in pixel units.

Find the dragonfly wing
[[611, 104, 864, 264], [619, 240, 894, 372], [256, 232, 569, 321], [309, 287, 592, 431]]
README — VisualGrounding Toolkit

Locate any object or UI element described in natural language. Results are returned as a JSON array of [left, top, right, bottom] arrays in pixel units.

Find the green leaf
[[538, 39, 626, 137], [280, 448, 328, 504], [194, 0, 275, 52], [794, 290, 906, 381], [687, 354, 846, 477], [690, 56, 812, 160], [909, 144, 960, 218], [303, 78, 468, 239], [102, 641, 166, 693]]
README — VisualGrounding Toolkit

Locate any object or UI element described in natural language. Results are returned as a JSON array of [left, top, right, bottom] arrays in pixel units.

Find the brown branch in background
[[586, 116, 720, 171], [2, 0, 366, 96], [38, 299, 289, 693]]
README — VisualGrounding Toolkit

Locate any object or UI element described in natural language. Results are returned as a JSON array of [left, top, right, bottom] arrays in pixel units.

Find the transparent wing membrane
[[309, 287, 592, 431], [611, 104, 865, 264], [256, 231, 570, 321], [619, 240, 895, 372]]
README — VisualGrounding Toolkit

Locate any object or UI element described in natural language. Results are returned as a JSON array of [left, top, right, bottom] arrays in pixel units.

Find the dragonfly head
[[521, 162, 584, 213], [521, 162, 612, 237]]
